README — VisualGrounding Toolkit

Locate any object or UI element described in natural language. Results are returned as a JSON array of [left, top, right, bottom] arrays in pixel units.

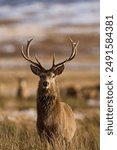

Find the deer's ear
[[30, 64, 41, 76], [54, 65, 64, 76]]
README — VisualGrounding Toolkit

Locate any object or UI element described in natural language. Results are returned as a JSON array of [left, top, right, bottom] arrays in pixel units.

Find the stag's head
[[21, 39, 79, 90]]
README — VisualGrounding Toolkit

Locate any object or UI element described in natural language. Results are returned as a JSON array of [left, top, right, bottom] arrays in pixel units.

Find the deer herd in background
[[0, 76, 99, 100]]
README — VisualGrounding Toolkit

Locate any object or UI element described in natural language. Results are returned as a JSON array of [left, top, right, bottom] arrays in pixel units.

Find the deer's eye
[[52, 74, 55, 78]]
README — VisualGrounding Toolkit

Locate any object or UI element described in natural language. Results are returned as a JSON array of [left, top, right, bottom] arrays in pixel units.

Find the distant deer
[[17, 77, 29, 99], [21, 39, 79, 142]]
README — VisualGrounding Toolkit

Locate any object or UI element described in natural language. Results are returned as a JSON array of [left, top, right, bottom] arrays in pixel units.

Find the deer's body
[[21, 38, 78, 142], [36, 79, 76, 141]]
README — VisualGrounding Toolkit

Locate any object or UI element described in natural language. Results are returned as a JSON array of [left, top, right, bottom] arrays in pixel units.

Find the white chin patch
[[43, 86, 49, 90]]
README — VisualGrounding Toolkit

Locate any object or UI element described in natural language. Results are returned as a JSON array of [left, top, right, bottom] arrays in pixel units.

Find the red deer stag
[[21, 39, 79, 142]]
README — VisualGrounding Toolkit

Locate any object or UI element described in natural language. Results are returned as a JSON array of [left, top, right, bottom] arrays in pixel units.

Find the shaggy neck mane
[[37, 83, 60, 120]]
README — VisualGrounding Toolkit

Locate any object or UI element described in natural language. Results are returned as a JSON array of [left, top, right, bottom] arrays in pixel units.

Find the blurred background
[[0, 1, 100, 149], [0, 0, 99, 120]]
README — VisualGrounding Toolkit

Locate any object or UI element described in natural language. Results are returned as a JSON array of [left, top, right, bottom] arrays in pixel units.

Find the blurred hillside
[[0, 0, 99, 98], [0, 0, 99, 67]]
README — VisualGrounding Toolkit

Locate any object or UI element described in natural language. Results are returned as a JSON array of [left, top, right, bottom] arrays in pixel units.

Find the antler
[[21, 39, 45, 70], [51, 38, 79, 70]]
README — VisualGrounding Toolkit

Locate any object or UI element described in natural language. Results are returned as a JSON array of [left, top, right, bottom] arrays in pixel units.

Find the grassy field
[[0, 64, 100, 149], [0, 93, 100, 150], [0, 66, 100, 150], [0, 113, 99, 150], [0, 31, 99, 149]]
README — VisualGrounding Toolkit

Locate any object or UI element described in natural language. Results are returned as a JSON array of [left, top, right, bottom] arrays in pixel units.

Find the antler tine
[[68, 38, 79, 60], [51, 39, 79, 69], [26, 39, 33, 57], [35, 55, 45, 70], [21, 39, 45, 70], [52, 53, 55, 67], [64, 38, 79, 61]]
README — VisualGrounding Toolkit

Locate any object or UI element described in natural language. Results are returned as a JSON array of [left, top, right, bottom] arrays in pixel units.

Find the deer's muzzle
[[42, 81, 49, 88]]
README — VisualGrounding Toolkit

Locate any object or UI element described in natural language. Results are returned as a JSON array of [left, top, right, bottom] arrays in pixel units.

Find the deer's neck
[[36, 84, 60, 119]]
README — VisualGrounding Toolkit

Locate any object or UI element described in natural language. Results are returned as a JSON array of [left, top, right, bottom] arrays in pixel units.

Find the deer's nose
[[43, 81, 49, 87]]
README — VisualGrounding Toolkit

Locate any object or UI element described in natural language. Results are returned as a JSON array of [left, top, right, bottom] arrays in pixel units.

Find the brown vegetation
[[0, 26, 99, 149], [0, 113, 99, 150]]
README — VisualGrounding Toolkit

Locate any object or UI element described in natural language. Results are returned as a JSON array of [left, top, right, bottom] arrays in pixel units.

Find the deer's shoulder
[[60, 102, 74, 116]]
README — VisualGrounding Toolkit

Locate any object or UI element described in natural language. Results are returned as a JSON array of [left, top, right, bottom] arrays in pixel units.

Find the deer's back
[[58, 102, 76, 141]]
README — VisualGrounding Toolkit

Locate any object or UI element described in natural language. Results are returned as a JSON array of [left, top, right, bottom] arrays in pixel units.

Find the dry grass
[[0, 24, 100, 149], [0, 68, 100, 149], [0, 113, 99, 150]]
